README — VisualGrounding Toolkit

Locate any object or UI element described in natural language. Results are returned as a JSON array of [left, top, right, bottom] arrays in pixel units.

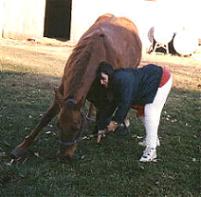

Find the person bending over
[[95, 61, 173, 162]]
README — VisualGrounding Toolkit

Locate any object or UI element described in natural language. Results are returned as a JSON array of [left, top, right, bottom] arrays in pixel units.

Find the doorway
[[44, 0, 72, 40]]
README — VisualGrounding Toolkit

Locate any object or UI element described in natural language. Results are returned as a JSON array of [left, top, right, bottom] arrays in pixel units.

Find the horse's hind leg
[[11, 101, 59, 159]]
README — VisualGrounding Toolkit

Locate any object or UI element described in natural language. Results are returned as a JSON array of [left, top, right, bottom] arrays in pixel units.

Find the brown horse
[[11, 14, 142, 160]]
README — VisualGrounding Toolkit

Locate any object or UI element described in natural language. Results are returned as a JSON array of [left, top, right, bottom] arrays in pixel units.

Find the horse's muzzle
[[58, 143, 78, 160]]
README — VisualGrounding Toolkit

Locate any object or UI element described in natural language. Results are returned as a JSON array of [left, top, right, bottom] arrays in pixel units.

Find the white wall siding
[[2, 0, 46, 39]]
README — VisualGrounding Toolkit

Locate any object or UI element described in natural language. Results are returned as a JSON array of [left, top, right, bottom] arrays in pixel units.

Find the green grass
[[0, 64, 200, 197]]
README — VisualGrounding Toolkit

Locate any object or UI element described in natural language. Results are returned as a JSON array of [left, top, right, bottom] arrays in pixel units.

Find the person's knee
[[144, 115, 160, 130]]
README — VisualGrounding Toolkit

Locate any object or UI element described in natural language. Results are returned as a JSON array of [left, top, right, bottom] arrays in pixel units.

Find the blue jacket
[[108, 64, 162, 124]]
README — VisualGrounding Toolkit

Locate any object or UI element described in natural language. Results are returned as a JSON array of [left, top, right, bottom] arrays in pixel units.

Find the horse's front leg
[[11, 100, 59, 159]]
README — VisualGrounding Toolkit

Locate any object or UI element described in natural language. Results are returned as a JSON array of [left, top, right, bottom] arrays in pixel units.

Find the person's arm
[[113, 85, 133, 123], [96, 102, 116, 130], [107, 78, 134, 132], [96, 102, 117, 143], [112, 75, 137, 124]]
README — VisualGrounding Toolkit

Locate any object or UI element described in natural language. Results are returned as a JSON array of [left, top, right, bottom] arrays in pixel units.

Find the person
[[95, 61, 173, 162]]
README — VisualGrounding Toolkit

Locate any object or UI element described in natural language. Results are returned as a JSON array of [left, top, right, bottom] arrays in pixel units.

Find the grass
[[0, 63, 200, 197]]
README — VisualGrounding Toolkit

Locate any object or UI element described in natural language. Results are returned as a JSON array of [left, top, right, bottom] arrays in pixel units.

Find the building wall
[[0, 0, 5, 37], [0, 0, 200, 47], [2, 0, 46, 39], [70, 0, 201, 50], [70, 0, 158, 49]]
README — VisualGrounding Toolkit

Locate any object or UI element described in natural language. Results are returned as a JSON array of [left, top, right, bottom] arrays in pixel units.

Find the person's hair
[[96, 61, 114, 80]]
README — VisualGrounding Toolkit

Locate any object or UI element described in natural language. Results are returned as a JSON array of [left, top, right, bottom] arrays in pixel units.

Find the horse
[[11, 14, 142, 160]]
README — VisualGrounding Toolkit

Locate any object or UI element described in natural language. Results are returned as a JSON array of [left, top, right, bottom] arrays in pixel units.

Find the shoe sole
[[139, 156, 157, 162]]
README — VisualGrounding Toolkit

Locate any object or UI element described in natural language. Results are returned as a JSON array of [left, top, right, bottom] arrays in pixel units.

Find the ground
[[0, 38, 200, 196]]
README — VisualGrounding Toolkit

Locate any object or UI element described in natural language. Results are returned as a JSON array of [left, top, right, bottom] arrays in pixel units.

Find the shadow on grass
[[0, 69, 200, 196]]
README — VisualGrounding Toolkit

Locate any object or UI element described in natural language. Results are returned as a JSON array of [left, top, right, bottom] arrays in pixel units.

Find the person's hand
[[96, 121, 119, 143], [97, 129, 106, 143], [107, 121, 118, 132]]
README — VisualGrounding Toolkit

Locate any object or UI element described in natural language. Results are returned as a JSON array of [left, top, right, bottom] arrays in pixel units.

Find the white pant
[[142, 75, 173, 148]]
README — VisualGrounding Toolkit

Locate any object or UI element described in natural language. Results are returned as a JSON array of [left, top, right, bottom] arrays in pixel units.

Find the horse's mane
[[62, 33, 101, 99]]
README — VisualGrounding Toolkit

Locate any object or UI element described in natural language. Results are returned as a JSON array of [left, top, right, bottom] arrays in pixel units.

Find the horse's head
[[54, 88, 85, 160]]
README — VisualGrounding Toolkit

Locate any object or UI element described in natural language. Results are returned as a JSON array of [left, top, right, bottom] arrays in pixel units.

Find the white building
[[0, 0, 200, 51]]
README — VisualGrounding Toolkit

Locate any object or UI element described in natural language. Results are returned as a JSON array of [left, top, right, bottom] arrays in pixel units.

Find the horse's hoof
[[56, 150, 73, 162], [10, 147, 27, 159]]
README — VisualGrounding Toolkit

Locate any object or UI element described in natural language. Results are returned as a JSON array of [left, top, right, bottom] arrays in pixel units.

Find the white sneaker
[[139, 147, 157, 162], [138, 138, 160, 147]]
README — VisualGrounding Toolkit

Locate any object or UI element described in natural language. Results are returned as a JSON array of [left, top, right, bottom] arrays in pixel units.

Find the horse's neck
[[64, 35, 106, 103], [76, 36, 106, 102]]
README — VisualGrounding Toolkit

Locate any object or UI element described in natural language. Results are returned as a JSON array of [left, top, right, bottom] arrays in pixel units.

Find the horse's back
[[80, 14, 142, 69]]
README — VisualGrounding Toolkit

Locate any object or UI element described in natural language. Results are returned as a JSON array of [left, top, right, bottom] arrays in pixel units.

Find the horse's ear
[[54, 88, 64, 106]]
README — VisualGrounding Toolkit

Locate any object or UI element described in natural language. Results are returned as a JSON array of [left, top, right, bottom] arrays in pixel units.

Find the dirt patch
[[1, 38, 200, 91]]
